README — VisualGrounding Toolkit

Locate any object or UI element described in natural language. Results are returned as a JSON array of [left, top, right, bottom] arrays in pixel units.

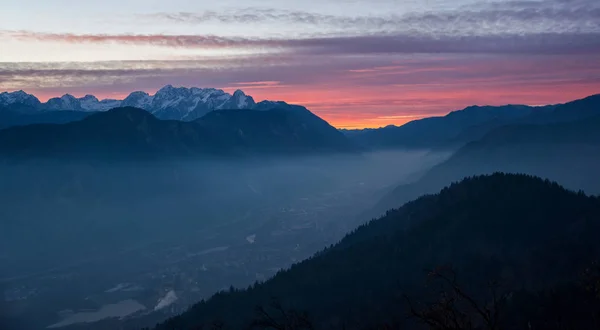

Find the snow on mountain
[[147, 85, 258, 121], [198, 88, 231, 107], [43, 94, 123, 112], [235, 90, 253, 108], [45, 94, 82, 111], [79, 95, 121, 111], [217, 89, 256, 110], [0, 90, 41, 107], [1, 85, 290, 120], [79, 95, 99, 108], [149, 85, 203, 120], [121, 91, 154, 109]]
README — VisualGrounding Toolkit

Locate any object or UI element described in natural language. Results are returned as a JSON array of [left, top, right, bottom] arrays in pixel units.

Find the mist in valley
[[0, 150, 451, 329]]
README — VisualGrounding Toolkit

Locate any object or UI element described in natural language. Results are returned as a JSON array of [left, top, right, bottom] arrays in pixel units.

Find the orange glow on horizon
[[26, 81, 600, 129], [225, 81, 600, 129]]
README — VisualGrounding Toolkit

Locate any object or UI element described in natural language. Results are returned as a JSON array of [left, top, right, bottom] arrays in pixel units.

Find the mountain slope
[[145, 85, 248, 121], [145, 174, 600, 329], [0, 106, 356, 159], [370, 115, 600, 218], [195, 104, 356, 153], [344, 104, 542, 149], [0, 107, 213, 159], [349, 105, 534, 148], [345, 94, 600, 150], [0, 90, 41, 110], [0, 108, 93, 130], [526, 93, 600, 124]]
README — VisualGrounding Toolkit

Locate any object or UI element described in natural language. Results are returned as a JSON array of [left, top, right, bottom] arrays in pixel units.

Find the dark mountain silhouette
[[526, 93, 600, 124], [370, 115, 600, 218], [194, 104, 356, 153], [3, 92, 597, 145], [344, 104, 543, 149], [0, 106, 357, 159], [139, 174, 600, 329], [345, 94, 600, 150], [0, 107, 211, 159], [0, 107, 93, 130]]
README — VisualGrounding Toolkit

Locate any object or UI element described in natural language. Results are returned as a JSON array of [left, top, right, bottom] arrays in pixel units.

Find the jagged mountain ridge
[[0, 90, 41, 107], [0, 85, 260, 121]]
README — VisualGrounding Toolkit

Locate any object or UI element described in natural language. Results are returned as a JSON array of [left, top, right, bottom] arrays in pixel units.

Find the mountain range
[[366, 114, 600, 220], [3, 88, 599, 154], [0, 85, 260, 122], [0, 105, 357, 159], [344, 94, 600, 149], [3, 86, 600, 329], [1, 90, 599, 161], [0, 86, 363, 158]]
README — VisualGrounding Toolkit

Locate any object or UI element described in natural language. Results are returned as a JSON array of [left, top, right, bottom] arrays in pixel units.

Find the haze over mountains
[[149, 174, 600, 330], [2, 87, 600, 330], [1, 89, 599, 180], [357, 94, 600, 220], [4, 0, 600, 326]]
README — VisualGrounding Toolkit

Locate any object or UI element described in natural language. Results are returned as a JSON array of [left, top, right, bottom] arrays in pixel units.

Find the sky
[[1, 0, 599, 128]]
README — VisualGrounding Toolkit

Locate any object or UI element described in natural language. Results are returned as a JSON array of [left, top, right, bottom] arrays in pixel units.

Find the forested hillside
[[147, 173, 600, 330]]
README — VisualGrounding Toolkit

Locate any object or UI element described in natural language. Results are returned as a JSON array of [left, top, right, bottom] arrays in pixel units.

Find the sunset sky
[[1, 0, 599, 128]]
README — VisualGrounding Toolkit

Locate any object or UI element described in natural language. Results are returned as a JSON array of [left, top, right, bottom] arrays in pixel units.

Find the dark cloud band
[[5, 31, 600, 55]]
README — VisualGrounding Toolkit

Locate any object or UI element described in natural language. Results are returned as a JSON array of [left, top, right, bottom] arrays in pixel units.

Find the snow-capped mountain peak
[[216, 89, 256, 110], [0, 90, 41, 107], [61, 94, 77, 101], [149, 85, 259, 120], [45, 94, 81, 111], [152, 85, 191, 111], [157, 84, 175, 93], [233, 89, 254, 108], [79, 95, 121, 111], [121, 91, 154, 109], [43, 94, 120, 112], [80, 94, 99, 102]]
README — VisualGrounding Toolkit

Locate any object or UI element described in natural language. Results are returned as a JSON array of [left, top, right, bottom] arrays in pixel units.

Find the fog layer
[[0, 150, 450, 329]]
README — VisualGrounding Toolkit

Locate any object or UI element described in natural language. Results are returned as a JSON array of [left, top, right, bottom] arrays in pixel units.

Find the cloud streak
[[2, 0, 599, 128], [145, 0, 600, 35], [5, 31, 260, 49], [6, 0, 599, 58], [5, 30, 600, 56]]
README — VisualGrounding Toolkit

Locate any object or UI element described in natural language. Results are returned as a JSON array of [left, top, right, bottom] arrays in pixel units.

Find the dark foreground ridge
[[136, 173, 600, 330], [0, 105, 358, 160]]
